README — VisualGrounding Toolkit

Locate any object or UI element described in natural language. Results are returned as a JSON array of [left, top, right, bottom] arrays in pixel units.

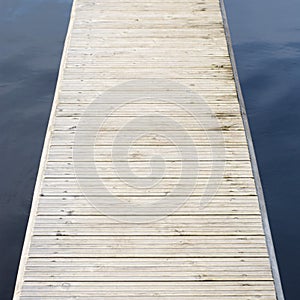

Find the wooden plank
[[40, 178, 257, 196], [36, 195, 260, 216], [50, 130, 248, 145], [24, 256, 273, 282], [52, 117, 244, 131], [58, 92, 239, 104], [20, 281, 277, 298], [55, 104, 242, 116], [25, 256, 273, 281], [32, 217, 264, 237], [44, 161, 253, 178]]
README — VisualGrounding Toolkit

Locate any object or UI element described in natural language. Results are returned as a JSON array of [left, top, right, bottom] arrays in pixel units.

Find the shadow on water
[[225, 0, 300, 299], [0, 0, 72, 298], [0, 0, 299, 299]]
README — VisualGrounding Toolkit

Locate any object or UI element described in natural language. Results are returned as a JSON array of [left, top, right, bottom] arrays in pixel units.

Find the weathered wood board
[[13, 0, 283, 299]]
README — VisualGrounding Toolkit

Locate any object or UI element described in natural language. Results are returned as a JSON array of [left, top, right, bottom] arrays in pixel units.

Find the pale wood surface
[[13, 0, 277, 299]]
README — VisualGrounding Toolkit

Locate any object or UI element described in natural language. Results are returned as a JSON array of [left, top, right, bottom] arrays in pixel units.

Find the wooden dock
[[14, 0, 284, 299]]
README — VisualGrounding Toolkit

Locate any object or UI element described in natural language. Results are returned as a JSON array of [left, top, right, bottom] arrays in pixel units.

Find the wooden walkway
[[14, 0, 283, 299]]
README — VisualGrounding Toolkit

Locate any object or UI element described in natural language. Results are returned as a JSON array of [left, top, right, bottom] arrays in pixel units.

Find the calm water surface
[[0, 0, 72, 298], [225, 1, 300, 299], [0, 0, 299, 299]]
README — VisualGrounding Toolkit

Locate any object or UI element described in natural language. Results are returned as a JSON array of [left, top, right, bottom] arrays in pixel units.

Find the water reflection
[[225, 0, 300, 299], [0, 1, 72, 298]]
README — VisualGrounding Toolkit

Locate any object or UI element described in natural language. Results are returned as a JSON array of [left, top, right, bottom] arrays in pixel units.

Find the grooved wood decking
[[13, 0, 282, 299]]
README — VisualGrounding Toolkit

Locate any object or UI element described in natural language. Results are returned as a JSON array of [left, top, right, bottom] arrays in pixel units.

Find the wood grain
[[13, 0, 278, 299]]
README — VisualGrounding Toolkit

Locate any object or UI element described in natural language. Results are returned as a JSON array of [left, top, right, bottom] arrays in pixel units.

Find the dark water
[[0, 0, 299, 299], [0, 0, 72, 298], [225, 0, 300, 299]]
